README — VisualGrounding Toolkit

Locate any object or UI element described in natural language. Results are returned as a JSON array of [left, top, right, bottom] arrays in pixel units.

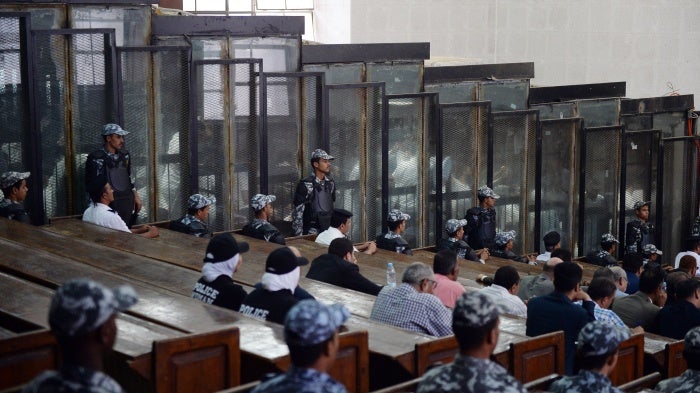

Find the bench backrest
[[330, 330, 370, 393], [510, 331, 565, 383], [665, 340, 687, 378], [0, 329, 59, 391], [609, 333, 644, 386], [618, 371, 662, 393], [414, 335, 459, 376], [369, 377, 422, 393]]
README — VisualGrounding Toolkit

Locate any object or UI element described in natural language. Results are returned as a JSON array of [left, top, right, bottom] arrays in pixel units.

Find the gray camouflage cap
[[445, 218, 467, 234], [601, 233, 619, 244], [284, 299, 350, 346], [453, 291, 499, 328], [102, 123, 129, 136], [187, 194, 216, 210], [477, 186, 500, 199], [495, 230, 516, 247], [0, 171, 30, 189], [643, 244, 663, 256], [311, 148, 334, 161], [388, 209, 410, 223], [251, 194, 276, 211], [49, 278, 138, 337], [634, 201, 651, 210], [685, 326, 700, 350], [577, 320, 630, 356]]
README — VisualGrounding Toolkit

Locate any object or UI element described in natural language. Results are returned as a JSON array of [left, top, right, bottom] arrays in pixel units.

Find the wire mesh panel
[[0, 15, 28, 174], [192, 59, 263, 232], [439, 102, 490, 231], [659, 137, 700, 255], [70, 5, 151, 46], [479, 80, 529, 111], [384, 93, 438, 248], [367, 62, 422, 95], [619, 130, 660, 255], [119, 46, 190, 223], [490, 110, 538, 253], [579, 126, 623, 257], [537, 118, 582, 253], [324, 83, 385, 242], [33, 29, 117, 219], [424, 81, 478, 104], [577, 98, 620, 127], [261, 72, 323, 236]]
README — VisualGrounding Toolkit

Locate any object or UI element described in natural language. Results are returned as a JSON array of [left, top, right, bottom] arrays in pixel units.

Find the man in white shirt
[[83, 180, 158, 238], [536, 231, 560, 263], [315, 208, 376, 255], [480, 265, 527, 317], [674, 238, 700, 276]]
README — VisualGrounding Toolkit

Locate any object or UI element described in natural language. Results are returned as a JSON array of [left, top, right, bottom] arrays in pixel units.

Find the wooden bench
[[609, 333, 644, 386], [664, 340, 687, 378], [369, 377, 422, 393], [618, 371, 662, 392], [523, 373, 562, 392], [0, 329, 59, 391]]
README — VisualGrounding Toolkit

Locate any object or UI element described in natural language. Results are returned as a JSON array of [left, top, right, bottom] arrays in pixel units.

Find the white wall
[[315, 0, 700, 99]]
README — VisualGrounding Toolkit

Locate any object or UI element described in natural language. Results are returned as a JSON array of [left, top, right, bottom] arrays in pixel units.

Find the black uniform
[[625, 219, 655, 254], [241, 218, 285, 245], [306, 253, 382, 296], [492, 248, 529, 263], [292, 175, 335, 235], [85, 148, 135, 226], [464, 206, 497, 250], [376, 232, 412, 255], [0, 199, 31, 224], [191, 275, 247, 311], [239, 288, 298, 324], [586, 250, 618, 267], [171, 214, 213, 238], [436, 238, 480, 261]]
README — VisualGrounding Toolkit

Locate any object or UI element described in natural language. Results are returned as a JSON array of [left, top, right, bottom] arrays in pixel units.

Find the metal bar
[[152, 15, 304, 36], [9, 0, 158, 3], [259, 68, 269, 194], [434, 94, 443, 248], [188, 52, 200, 194], [302, 43, 430, 65], [107, 32, 121, 125], [424, 62, 534, 83], [440, 101, 491, 109], [325, 82, 385, 90], [117, 45, 191, 52], [381, 94, 389, 235], [534, 114, 543, 253], [529, 82, 626, 104], [621, 95, 694, 115], [578, 121, 589, 257], [618, 129, 628, 258], [32, 28, 116, 36]]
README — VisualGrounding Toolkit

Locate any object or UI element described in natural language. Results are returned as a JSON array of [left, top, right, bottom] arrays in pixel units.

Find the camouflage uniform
[[292, 149, 336, 235], [549, 320, 630, 393], [417, 292, 526, 393], [655, 326, 700, 392], [464, 186, 499, 250], [437, 219, 481, 262], [22, 366, 124, 393], [492, 230, 529, 263], [251, 300, 350, 393], [376, 209, 412, 255], [171, 194, 216, 238], [242, 194, 285, 244], [625, 201, 655, 254], [586, 233, 619, 267], [0, 171, 31, 224]]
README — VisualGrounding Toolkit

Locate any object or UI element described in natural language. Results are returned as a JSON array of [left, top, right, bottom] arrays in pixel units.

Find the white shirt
[[674, 251, 700, 276], [315, 226, 358, 252], [479, 284, 528, 318], [535, 251, 551, 263], [82, 203, 130, 233]]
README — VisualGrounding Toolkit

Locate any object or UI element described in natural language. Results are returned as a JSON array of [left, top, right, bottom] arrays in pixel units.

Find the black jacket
[[239, 288, 298, 324], [307, 253, 382, 296], [191, 275, 247, 311]]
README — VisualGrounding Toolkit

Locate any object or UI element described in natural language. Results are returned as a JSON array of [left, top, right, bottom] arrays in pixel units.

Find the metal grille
[[531, 102, 576, 120], [538, 118, 581, 253], [33, 30, 117, 219], [261, 72, 323, 236], [619, 130, 660, 254], [192, 59, 263, 231], [577, 98, 620, 127], [439, 102, 490, 231], [579, 126, 623, 256], [490, 110, 538, 253], [424, 81, 478, 104], [367, 62, 421, 95], [660, 137, 700, 255], [479, 80, 529, 111], [119, 46, 190, 223], [384, 93, 438, 248], [324, 83, 385, 242], [0, 15, 26, 174]]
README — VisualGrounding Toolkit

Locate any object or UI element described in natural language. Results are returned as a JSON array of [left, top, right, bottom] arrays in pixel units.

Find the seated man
[[436, 218, 488, 263], [370, 262, 452, 337], [622, 252, 645, 294], [657, 278, 700, 339], [608, 266, 629, 298], [171, 193, 216, 238], [612, 268, 666, 332], [376, 209, 412, 255], [306, 238, 382, 296], [643, 243, 663, 265], [23, 279, 138, 393], [432, 249, 466, 308], [83, 179, 159, 238], [587, 277, 642, 333], [517, 257, 563, 301], [536, 230, 561, 263], [549, 321, 631, 393], [191, 233, 249, 311], [479, 265, 527, 317], [678, 254, 698, 277], [664, 271, 690, 305], [241, 194, 285, 244], [491, 230, 535, 264], [655, 326, 700, 392], [527, 262, 596, 375], [674, 237, 700, 275], [315, 208, 375, 254], [417, 292, 527, 393], [251, 300, 350, 393], [586, 233, 619, 267], [239, 246, 309, 324], [0, 171, 31, 224]]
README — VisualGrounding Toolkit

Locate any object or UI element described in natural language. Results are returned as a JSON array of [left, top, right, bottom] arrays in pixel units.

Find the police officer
[[242, 194, 285, 244], [171, 194, 216, 238], [292, 149, 336, 235], [587, 233, 619, 267], [626, 201, 655, 254], [376, 209, 412, 255], [436, 218, 488, 263], [464, 186, 499, 251], [85, 124, 142, 226], [0, 171, 31, 224]]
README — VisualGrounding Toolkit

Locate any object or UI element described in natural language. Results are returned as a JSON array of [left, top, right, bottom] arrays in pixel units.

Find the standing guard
[[464, 186, 499, 250], [625, 200, 655, 254], [293, 149, 336, 235]]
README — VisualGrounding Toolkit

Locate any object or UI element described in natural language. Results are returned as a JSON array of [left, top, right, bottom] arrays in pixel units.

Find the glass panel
[[661, 138, 699, 256], [577, 98, 620, 127], [531, 102, 576, 120], [302, 63, 363, 84], [480, 80, 528, 111], [0, 16, 27, 175], [231, 37, 299, 72], [424, 81, 478, 104], [367, 62, 421, 95], [653, 112, 686, 138], [70, 5, 151, 47], [621, 114, 652, 131]]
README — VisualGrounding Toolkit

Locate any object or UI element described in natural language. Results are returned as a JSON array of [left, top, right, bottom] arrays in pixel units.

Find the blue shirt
[[251, 366, 347, 393], [625, 271, 639, 294]]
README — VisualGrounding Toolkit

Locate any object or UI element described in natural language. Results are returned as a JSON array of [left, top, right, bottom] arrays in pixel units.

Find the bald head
[[544, 257, 563, 272]]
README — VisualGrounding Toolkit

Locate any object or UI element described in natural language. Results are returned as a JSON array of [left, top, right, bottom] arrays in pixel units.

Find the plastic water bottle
[[386, 262, 396, 287]]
